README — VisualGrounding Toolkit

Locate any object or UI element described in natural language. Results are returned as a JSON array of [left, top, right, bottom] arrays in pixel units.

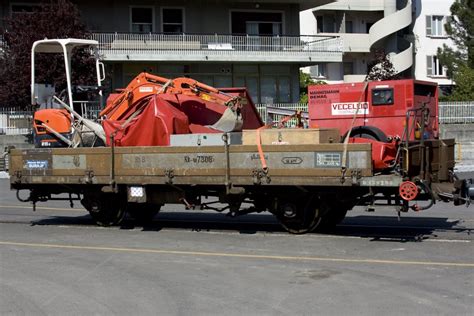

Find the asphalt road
[[0, 179, 473, 315]]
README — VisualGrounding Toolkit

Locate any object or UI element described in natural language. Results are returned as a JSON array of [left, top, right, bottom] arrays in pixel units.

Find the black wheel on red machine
[[81, 192, 126, 227], [127, 203, 161, 224], [276, 195, 322, 234], [345, 126, 388, 143]]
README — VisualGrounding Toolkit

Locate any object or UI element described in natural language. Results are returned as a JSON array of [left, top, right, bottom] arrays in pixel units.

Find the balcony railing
[[439, 101, 474, 124], [91, 32, 343, 63], [0, 107, 33, 135]]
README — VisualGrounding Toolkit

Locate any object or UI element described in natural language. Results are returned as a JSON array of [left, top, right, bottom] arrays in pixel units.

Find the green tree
[[366, 49, 399, 81], [437, 0, 474, 100], [0, 0, 94, 108], [299, 70, 326, 103]]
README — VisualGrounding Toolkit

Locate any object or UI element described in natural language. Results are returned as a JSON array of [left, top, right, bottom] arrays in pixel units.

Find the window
[[231, 12, 283, 36], [345, 21, 353, 33], [278, 77, 291, 103], [343, 62, 354, 75], [131, 7, 153, 33], [261, 77, 277, 104], [366, 22, 374, 34], [426, 15, 446, 37], [310, 64, 327, 78], [260, 76, 291, 104], [372, 88, 394, 105], [245, 21, 281, 36], [162, 8, 184, 34], [316, 15, 335, 33], [426, 55, 446, 77], [235, 76, 259, 103]]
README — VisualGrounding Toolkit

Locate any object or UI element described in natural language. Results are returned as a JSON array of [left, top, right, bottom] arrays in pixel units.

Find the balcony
[[91, 33, 343, 63], [319, 33, 371, 53], [314, 0, 384, 11]]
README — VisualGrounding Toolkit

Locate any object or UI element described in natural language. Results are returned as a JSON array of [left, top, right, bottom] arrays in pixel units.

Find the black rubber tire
[[346, 126, 388, 142], [82, 193, 126, 227], [127, 203, 161, 224], [276, 196, 322, 234]]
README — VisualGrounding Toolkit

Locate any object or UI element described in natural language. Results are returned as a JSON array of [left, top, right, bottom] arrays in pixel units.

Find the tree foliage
[[299, 70, 326, 103], [0, 0, 94, 108], [437, 0, 474, 100], [366, 49, 399, 81], [445, 65, 474, 101]]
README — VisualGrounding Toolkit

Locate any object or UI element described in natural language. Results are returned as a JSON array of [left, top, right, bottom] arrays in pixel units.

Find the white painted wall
[[300, 0, 457, 87], [412, 0, 455, 86], [299, 8, 317, 35]]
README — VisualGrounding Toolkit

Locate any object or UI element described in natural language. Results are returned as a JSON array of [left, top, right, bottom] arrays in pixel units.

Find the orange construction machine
[[99, 72, 263, 147], [30, 39, 262, 148], [31, 38, 106, 148]]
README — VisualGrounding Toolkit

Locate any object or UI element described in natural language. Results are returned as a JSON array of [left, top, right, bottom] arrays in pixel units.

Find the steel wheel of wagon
[[127, 203, 161, 224], [276, 196, 322, 234], [315, 208, 348, 232], [82, 193, 126, 227]]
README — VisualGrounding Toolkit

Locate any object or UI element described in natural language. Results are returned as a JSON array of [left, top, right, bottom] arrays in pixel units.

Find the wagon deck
[[10, 143, 383, 187]]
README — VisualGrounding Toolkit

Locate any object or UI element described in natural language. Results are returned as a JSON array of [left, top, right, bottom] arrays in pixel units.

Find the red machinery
[[308, 79, 439, 171], [308, 79, 439, 141], [101, 73, 263, 147]]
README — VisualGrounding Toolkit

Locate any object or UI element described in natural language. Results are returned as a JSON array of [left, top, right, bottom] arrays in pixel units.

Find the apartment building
[[1, 0, 343, 104], [301, 0, 456, 89], [412, 0, 454, 91], [301, 0, 414, 83]]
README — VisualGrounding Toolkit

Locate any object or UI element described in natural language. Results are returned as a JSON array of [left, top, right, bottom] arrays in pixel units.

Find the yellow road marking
[[0, 241, 473, 268], [0, 205, 83, 212]]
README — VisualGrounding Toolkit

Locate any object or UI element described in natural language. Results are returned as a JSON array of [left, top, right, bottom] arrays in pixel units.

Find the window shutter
[[426, 16, 432, 35], [426, 56, 433, 76]]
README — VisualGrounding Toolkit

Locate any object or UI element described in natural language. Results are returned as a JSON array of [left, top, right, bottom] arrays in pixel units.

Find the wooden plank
[[242, 128, 341, 145]]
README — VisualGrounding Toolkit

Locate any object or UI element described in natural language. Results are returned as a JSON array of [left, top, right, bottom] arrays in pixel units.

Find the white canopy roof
[[32, 38, 98, 53]]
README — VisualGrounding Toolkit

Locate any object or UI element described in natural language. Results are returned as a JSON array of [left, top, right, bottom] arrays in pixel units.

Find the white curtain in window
[[272, 23, 280, 36], [246, 22, 259, 35]]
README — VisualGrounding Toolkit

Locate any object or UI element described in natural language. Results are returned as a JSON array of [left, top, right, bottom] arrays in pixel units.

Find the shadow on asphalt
[[29, 211, 472, 243]]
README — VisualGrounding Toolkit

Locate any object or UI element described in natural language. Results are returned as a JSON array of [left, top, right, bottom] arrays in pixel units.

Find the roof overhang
[[224, 0, 339, 11]]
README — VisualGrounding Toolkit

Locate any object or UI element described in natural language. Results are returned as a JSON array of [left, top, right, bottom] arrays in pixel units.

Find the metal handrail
[[91, 32, 343, 54]]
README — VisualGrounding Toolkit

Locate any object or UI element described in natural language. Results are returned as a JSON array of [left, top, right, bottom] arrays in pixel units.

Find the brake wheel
[[399, 181, 419, 201]]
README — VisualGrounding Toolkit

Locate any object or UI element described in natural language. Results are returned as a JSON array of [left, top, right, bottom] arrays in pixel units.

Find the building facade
[[301, 0, 414, 83], [412, 0, 454, 91], [300, 0, 455, 90], [1, 0, 343, 104]]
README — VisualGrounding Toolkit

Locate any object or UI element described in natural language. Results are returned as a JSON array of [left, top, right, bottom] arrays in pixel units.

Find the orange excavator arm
[[100, 72, 170, 120], [101, 73, 244, 122], [101, 72, 244, 120]]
